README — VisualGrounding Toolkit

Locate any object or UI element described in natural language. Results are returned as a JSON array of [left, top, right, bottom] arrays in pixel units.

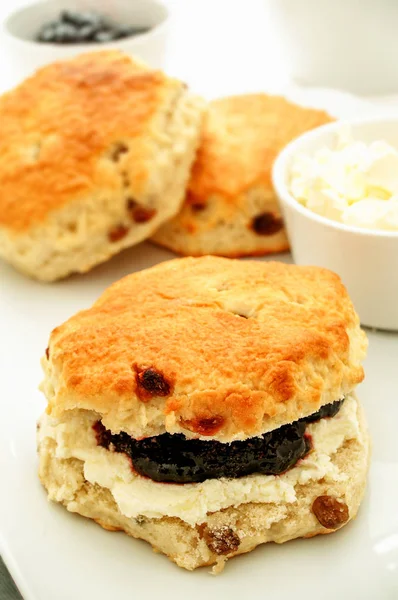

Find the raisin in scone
[[152, 95, 332, 257], [0, 50, 204, 281], [37, 257, 370, 571]]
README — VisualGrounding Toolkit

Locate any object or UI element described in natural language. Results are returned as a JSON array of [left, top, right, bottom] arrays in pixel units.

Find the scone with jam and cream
[[37, 257, 370, 571]]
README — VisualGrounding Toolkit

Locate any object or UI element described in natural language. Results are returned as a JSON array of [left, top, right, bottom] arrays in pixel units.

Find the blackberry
[[35, 10, 149, 44]]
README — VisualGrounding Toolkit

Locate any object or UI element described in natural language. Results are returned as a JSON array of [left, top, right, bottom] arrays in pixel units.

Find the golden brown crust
[[188, 95, 333, 202], [42, 257, 367, 441], [151, 191, 291, 258], [0, 50, 184, 231], [152, 94, 332, 257]]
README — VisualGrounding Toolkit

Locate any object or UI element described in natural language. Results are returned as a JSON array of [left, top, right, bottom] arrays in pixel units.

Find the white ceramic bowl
[[272, 117, 398, 331], [270, 0, 398, 95], [1, 0, 169, 82]]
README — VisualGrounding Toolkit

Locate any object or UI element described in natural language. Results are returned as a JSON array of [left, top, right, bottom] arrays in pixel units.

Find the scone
[[37, 257, 370, 572], [152, 95, 332, 257], [0, 51, 204, 281]]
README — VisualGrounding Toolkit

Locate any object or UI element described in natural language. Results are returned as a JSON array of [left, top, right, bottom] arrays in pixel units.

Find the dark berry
[[251, 212, 284, 236], [114, 25, 149, 40], [93, 421, 112, 449], [53, 23, 80, 44], [108, 224, 129, 242], [36, 23, 58, 43], [200, 526, 240, 555], [190, 203, 207, 212], [130, 206, 157, 224], [182, 415, 225, 436], [75, 25, 98, 42], [136, 367, 172, 398], [36, 10, 148, 45], [300, 399, 344, 424], [312, 495, 349, 529], [61, 10, 105, 29], [110, 142, 129, 162]]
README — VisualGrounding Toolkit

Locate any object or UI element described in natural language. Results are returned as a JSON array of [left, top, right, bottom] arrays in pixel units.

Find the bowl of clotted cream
[[272, 117, 398, 331]]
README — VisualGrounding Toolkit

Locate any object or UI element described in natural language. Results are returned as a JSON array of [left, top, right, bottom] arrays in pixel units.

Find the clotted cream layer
[[38, 394, 361, 526]]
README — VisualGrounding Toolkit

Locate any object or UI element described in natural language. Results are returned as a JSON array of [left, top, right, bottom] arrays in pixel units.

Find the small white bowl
[[1, 0, 169, 83], [272, 117, 398, 331]]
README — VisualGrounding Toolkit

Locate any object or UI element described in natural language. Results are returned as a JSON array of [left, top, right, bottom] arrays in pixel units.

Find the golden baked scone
[[42, 257, 366, 442], [152, 95, 333, 257], [37, 257, 370, 571], [0, 51, 204, 281]]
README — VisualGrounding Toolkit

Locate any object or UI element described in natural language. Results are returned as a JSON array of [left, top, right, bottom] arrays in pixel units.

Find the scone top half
[[0, 50, 204, 281], [42, 257, 367, 443]]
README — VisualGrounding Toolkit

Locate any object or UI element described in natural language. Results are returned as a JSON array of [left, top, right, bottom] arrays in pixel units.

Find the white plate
[[0, 3, 397, 596], [1, 242, 398, 600]]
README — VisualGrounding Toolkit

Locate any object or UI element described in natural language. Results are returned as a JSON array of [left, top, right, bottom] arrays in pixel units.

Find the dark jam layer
[[94, 399, 344, 484]]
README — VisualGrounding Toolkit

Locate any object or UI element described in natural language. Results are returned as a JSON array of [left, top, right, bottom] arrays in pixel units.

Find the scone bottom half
[[37, 257, 370, 571]]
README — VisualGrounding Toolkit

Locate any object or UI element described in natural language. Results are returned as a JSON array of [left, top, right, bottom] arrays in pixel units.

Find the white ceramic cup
[[270, 0, 398, 95], [272, 117, 398, 331], [1, 0, 169, 83]]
